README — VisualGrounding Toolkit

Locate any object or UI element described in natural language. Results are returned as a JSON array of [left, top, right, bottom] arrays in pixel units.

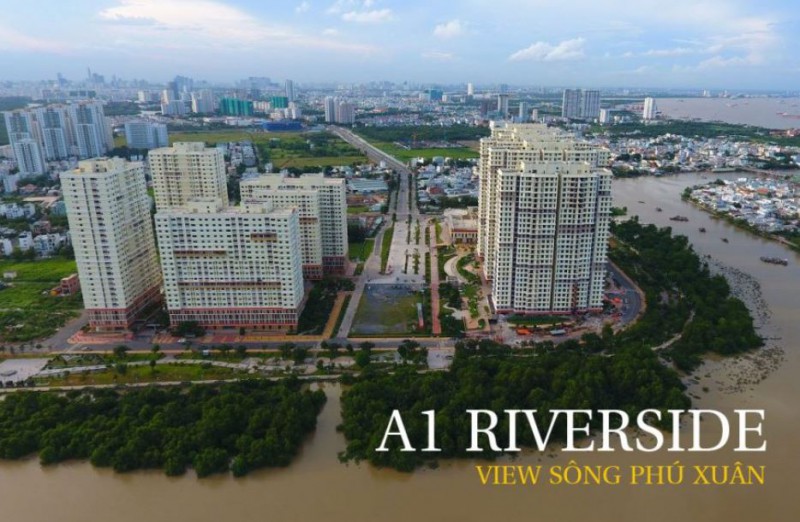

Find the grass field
[[165, 130, 368, 169], [347, 205, 370, 214], [0, 258, 77, 281], [348, 238, 375, 261], [380, 225, 394, 272], [370, 141, 478, 162], [0, 258, 82, 342], [36, 363, 242, 387]]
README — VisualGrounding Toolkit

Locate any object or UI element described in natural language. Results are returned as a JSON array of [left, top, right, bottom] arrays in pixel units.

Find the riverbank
[[683, 191, 800, 252]]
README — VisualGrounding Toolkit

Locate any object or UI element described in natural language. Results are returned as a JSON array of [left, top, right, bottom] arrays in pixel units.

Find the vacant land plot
[[370, 141, 478, 162], [350, 284, 425, 336], [167, 130, 368, 169], [0, 258, 82, 342]]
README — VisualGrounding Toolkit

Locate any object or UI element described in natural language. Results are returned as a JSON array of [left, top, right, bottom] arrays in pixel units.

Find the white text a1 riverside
[[375, 409, 767, 453]]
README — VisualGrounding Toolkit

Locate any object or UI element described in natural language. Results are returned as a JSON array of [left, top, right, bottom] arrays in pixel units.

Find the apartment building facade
[[155, 198, 304, 330], [62, 158, 162, 330], [148, 142, 228, 211], [477, 123, 612, 315], [240, 173, 348, 276]]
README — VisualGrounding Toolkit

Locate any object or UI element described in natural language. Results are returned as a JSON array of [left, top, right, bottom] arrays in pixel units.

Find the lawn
[[0, 258, 82, 342], [380, 225, 394, 272], [347, 205, 370, 214], [167, 130, 368, 169], [0, 258, 77, 281], [168, 130, 265, 145], [371, 141, 478, 162], [348, 238, 375, 261], [36, 363, 242, 387]]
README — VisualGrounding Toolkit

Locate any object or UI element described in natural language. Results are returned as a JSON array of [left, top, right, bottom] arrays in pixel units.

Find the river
[[1, 173, 798, 522], [656, 97, 800, 129]]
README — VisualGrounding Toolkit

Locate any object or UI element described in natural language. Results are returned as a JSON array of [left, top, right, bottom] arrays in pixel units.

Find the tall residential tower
[[240, 173, 348, 277], [62, 158, 162, 330], [148, 142, 228, 211], [155, 199, 304, 330], [477, 123, 612, 315]]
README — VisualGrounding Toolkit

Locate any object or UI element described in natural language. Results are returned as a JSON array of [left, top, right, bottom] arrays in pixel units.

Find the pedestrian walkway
[[68, 331, 133, 345], [429, 225, 441, 336]]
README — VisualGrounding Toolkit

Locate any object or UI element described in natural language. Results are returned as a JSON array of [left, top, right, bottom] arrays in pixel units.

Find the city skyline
[[0, 0, 798, 90]]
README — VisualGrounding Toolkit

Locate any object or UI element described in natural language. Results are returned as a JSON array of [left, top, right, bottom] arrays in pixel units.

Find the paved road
[[335, 224, 386, 338], [42, 309, 89, 350], [607, 261, 644, 326]]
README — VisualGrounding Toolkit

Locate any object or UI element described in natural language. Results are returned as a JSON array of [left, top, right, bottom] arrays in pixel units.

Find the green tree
[[112, 345, 129, 359], [279, 343, 295, 360]]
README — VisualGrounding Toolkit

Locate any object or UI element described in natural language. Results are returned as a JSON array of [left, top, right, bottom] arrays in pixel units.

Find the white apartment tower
[[12, 138, 46, 175], [561, 89, 582, 119], [580, 90, 601, 120], [643, 97, 658, 120], [155, 198, 304, 330], [191, 90, 216, 114], [324, 96, 336, 123], [62, 158, 162, 330], [240, 173, 348, 276], [148, 142, 228, 211], [518, 102, 530, 122], [35, 106, 72, 160], [477, 123, 612, 315], [124, 121, 168, 150], [68, 101, 113, 158], [3, 110, 37, 143], [335, 101, 355, 124], [285, 79, 295, 102], [562, 89, 601, 120], [4, 102, 111, 162], [497, 94, 510, 118]]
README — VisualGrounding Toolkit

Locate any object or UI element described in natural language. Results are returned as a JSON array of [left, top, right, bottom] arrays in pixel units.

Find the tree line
[[611, 218, 762, 370], [338, 339, 689, 472], [0, 380, 325, 477]]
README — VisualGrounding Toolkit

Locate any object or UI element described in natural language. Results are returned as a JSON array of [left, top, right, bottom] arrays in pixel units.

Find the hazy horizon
[[1, 0, 798, 90]]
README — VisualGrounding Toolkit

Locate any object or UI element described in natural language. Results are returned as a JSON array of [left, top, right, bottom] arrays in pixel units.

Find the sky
[[0, 0, 798, 90]]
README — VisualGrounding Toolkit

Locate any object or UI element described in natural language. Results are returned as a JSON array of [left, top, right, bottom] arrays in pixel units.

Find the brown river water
[[0, 173, 797, 522]]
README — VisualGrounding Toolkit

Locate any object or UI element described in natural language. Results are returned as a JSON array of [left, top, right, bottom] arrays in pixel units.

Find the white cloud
[[0, 24, 71, 54], [642, 47, 697, 57], [98, 0, 374, 54], [508, 38, 585, 62], [295, 1, 311, 14], [422, 51, 455, 61], [328, 0, 375, 14], [433, 19, 465, 39], [322, 28, 340, 36], [341, 8, 392, 23]]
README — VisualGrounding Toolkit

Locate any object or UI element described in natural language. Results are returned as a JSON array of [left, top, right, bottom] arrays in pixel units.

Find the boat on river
[[760, 256, 788, 266], [722, 238, 729, 243], [669, 215, 689, 222], [699, 227, 706, 232]]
